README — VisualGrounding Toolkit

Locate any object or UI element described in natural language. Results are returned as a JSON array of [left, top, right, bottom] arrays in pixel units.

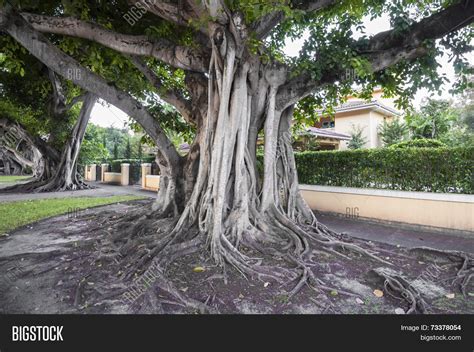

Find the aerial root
[[372, 267, 428, 314]]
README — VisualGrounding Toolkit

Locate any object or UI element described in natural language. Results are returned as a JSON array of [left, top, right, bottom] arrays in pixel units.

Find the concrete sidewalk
[[1, 182, 472, 253], [317, 212, 474, 254], [0, 181, 156, 203]]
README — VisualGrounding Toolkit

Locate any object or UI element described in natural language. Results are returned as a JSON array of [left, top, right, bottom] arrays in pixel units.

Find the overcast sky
[[90, 14, 473, 128]]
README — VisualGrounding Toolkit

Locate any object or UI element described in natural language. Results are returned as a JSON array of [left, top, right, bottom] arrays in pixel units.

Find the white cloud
[[90, 99, 130, 129]]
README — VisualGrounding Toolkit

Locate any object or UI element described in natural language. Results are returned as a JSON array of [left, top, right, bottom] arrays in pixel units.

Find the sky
[[90, 13, 472, 128]]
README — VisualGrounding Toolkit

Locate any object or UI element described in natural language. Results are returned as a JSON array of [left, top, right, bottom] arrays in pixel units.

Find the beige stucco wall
[[333, 111, 371, 150], [120, 164, 130, 186], [144, 175, 160, 191], [334, 110, 395, 150], [84, 164, 96, 181], [333, 88, 401, 150], [103, 172, 121, 184], [301, 185, 474, 234]]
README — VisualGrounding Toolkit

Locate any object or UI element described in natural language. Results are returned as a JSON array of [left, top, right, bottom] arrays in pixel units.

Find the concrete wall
[[144, 175, 160, 191], [84, 164, 96, 182], [141, 163, 160, 191], [103, 172, 121, 184], [92, 163, 130, 185], [300, 185, 474, 235], [120, 164, 130, 186]]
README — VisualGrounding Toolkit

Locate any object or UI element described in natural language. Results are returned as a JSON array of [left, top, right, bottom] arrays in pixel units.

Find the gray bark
[[0, 118, 42, 177], [36, 92, 97, 191]]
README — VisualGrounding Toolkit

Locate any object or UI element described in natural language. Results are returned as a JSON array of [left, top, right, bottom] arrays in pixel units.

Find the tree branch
[[19, 12, 210, 72], [276, 0, 474, 110], [128, 55, 193, 124], [126, 0, 192, 27], [0, 7, 181, 166], [47, 68, 68, 115], [66, 94, 87, 110], [364, 0, 474, 54], [252, 0, 336, 39]]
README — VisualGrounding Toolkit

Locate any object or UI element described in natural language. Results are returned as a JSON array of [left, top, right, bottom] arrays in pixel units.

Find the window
[[322, 121, 335, 128]]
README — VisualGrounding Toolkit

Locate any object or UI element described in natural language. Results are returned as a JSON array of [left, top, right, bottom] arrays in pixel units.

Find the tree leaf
[[373, 289, 384, 297], [193, 266, 205, 273]]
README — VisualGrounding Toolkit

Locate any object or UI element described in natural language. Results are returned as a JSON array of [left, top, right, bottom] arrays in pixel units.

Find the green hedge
[[294, 147, 473, 194], [389, 139, 447, 149]]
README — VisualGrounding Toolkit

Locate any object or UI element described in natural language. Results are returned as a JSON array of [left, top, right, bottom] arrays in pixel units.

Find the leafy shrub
[[389, 138, 446, 149], [294, 147, 473, 193]]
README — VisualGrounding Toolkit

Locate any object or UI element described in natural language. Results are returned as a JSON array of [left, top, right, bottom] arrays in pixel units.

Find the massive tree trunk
[[0, 94, 96, 193], [146, 21, 380, 287], [33, 92, 97, 192], [0, 118, 43, 177]]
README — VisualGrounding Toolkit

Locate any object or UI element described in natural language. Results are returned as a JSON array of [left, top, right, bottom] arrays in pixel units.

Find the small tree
[[378, 118, 409, 146], [406, 99, 458, 139], [124, 138, 131, 159], [137, 140, 143, 162], [348, 125, 367, 150], [113, 143, 118, 160]]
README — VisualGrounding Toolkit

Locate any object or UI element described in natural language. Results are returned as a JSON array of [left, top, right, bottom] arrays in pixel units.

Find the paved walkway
[[317, 212, 474, 253], [0, 181, 156, 202], [1, 182, 472, 253]]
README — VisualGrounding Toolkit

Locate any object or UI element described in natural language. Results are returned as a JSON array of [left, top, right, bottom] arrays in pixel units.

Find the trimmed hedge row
[[294, 147, 473, 194], [389, 139, 446, 149]]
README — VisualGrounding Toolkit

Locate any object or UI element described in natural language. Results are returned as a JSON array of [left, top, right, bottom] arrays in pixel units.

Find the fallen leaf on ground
[[180, 287, 188, 292], [330, 290, 338, 296], [193, 266, 205, 273], [355, 298, 364, 305], [445, 293, 455, 299], [264, 282, 270, 288], [373, 289, 384, 298]]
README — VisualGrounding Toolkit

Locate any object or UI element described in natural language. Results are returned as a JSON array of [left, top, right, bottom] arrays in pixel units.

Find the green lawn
[[0, 175, 32, 183], [0, 195, 145, 234]]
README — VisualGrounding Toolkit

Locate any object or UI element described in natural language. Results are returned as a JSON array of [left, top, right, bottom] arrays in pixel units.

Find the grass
[[0, 195, 145, 234], [0, 175, 32, 183]]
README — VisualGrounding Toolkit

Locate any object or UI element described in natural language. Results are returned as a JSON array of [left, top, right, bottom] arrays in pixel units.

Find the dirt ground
[[0, 200, 472, 314]]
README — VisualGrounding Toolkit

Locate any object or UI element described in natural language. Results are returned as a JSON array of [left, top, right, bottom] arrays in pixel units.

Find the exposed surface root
[[83, 203, 415, 313], [410, 247, 473, 296], [1, 176, 94, 193], [1, 201, 471, 314], [371, 267, 428, 314]]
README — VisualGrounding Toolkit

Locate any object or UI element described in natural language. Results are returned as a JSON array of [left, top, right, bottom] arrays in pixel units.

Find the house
[[308, 88, 401, 150]]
